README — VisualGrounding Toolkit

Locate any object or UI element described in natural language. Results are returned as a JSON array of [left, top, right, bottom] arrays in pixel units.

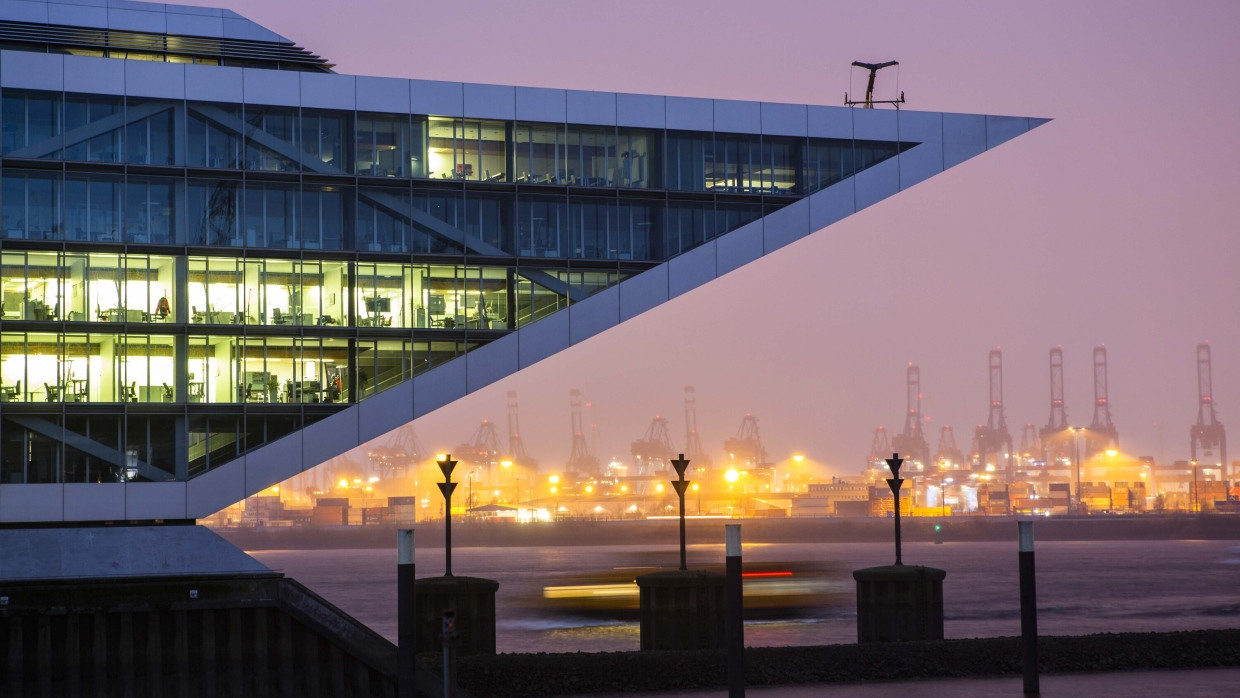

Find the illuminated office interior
[[0, 8, 915, 486]]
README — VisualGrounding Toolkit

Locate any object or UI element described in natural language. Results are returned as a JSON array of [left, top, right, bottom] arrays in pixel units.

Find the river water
[[251, 539, 1240, 654]]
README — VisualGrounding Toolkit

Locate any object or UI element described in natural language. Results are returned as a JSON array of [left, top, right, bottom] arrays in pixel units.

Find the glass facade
[[0, 82, 912, 485]]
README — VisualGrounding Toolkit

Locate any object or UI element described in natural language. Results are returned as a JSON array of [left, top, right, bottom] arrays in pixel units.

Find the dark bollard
[[725, 524, 745, 698], [1019, 521, 1039, 695], [397, 529, 415, 698]]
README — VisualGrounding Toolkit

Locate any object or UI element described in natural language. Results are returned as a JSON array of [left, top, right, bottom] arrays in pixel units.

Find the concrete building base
[[636, 570, 726, 651], [852, 565, 946, 642], [414, 575, 499, 656]]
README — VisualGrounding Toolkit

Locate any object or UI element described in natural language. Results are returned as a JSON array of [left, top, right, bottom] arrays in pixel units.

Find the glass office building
[[0, 1, 1044, 521]]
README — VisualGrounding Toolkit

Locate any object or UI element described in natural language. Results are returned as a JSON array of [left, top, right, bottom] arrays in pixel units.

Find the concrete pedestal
[[636, 570, 726, 651], [413, 575, 499, 656], [852, 565, 946, 642]]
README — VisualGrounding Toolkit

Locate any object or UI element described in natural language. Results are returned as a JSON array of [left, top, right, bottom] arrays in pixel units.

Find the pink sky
[[190, 0, 1239, 474]]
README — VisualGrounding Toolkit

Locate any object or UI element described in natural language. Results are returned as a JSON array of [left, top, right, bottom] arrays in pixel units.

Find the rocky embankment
[[453, 629, 1240, 697]]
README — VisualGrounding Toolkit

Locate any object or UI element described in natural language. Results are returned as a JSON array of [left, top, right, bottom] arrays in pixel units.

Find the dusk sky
[[201, 0, 1239, 476]]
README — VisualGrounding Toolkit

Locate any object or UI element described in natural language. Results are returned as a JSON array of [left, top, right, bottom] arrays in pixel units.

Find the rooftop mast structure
[[845, 60, 905, 109], [1085, 346, 1119, 458], [891, 363, 931, 475], [1191, 343, 1227, 475]]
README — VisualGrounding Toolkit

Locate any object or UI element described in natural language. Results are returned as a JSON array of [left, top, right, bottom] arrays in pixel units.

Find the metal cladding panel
[[619, 264, 669, 322], [986, 115, 1031, 149], [668, 238, 716, 299], [808, 105, 853, 139], [64, 55, 125, 96], [853, 108, 898, 142], [300, 408, 359, 473], [943, 112, 987, 147], [0, 1, 50, 24], [125, 60, 185, 99], [110, 1, 162, 11], [413, 355, 466, 419], [165, 12, 225, 38], [243, 68, 300, 107], [411, 79, 463, 117], [0, 484, 63, 523], [49, 3, 107, 27], [357, 380, 414, 444], [897, 111, 945, 190], [1, 51, 64, 91], [466, 333, 519, 393], [900, 142, 944, 190], [517, 311, 569, 368], [168, 4, 223, 18], [108, 8, 167, 33], [64, 482, 125, 521], [246, 431, 303, 489], [666, 96, 712, 131], [569, 284, 620, 345], [463, 83, 516, 121], [943, 111, 986, 168], [617, 92, 664, 129], [898, 110, 943, 144], [567, 90, 616, 126], [716, 218, 764, 276], [854, 157, 901, 212], [714, 99, 761, 134], [222, 16, 281, 43], [187, 460, 246, 518], [761, 102, 808, 137], [762, 198, 811, 255], [185, 63, 243, 103], [357, 76, 411, 114], [515, 86, 566, 123], [809, 177, 856, 232], [125, 481, 188, 520], [301, 72, 356, 110]]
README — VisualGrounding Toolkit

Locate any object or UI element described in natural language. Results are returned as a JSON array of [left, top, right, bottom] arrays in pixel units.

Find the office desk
[[99, 308, 148, 323], [292, 381, 323, 403]]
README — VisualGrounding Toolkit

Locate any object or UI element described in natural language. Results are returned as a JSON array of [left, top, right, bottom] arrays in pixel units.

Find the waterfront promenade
[[575, 668, 1240, 697]]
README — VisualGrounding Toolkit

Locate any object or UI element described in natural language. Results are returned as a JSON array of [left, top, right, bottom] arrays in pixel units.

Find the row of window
[[1, 89, 904, 192], [1, 411, 330, 484], [0, 171, 773, 257], [0, 332, 475, 407], [1, 251, 621, 330]]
